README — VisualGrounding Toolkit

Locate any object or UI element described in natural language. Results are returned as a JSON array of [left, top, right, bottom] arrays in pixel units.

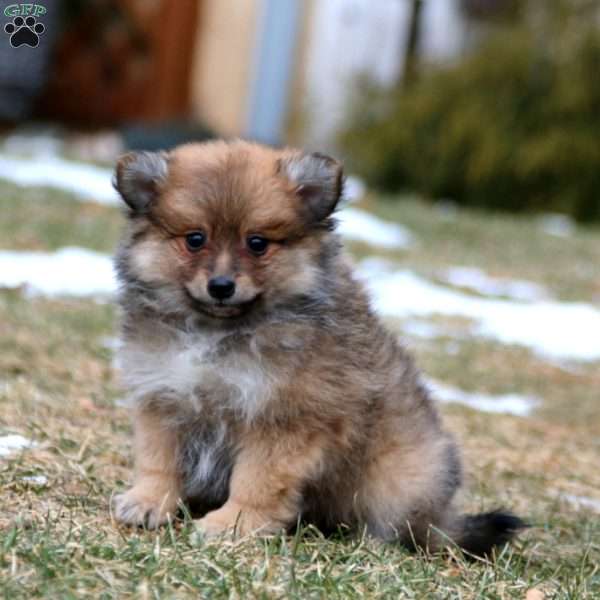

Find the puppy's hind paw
[[112, 487, 178, 529]]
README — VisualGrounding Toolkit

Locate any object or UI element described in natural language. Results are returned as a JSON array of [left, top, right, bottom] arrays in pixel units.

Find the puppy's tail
[[450, 509, 527, 558]]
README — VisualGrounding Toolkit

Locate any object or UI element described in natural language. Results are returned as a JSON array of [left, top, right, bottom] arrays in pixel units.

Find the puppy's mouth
[[184, 290, 260, 319]]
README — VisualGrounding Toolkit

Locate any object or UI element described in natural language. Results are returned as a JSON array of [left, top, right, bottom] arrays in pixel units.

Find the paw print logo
[[5, 16, 45, 48]]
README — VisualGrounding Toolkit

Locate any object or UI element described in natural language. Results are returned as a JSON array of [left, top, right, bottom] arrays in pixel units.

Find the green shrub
[[339, 14, 600, 222]]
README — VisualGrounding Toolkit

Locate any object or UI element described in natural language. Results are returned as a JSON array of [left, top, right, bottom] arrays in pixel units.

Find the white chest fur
[[116, 328, 275, 422]]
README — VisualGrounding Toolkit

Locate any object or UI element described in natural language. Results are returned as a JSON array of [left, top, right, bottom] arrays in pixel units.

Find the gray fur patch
[[179, 421, 233, 505], [113, 151, 168, 212], [279, 151, 343, 222]]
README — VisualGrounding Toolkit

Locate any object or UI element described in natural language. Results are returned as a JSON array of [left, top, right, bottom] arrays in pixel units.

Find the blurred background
[[1, 0, 599, 223], [1, 2, 600, 595]]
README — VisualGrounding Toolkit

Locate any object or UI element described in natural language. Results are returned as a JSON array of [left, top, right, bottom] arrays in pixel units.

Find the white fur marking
[[118, 328, 274, 422], [130, 240, 169, 284]]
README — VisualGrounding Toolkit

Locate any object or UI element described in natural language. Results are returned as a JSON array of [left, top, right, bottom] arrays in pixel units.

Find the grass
[[0, 181, 123, 253], [1, 180, 600, 598], [359, 194, 600, 303]]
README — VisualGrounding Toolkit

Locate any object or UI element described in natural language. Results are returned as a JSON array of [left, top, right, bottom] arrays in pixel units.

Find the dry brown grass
[[1, 190, 599, 598]]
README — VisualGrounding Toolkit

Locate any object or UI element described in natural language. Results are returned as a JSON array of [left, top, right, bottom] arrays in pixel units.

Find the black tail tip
[[458, 509, 528, 558]]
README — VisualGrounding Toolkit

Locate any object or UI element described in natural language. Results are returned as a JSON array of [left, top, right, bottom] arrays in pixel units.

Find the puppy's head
[[114, 140, 343, 323]]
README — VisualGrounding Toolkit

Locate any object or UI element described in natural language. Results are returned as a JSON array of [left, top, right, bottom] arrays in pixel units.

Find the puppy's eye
[[247, 235, 269, 255], [185, 231, 206, 252]]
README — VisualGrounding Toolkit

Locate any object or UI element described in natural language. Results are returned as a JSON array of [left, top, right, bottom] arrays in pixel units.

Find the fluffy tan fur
[[111, 140, 524, 555]]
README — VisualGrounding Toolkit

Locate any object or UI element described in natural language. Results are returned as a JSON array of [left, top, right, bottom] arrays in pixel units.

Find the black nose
[[207, 276, 236, 300]]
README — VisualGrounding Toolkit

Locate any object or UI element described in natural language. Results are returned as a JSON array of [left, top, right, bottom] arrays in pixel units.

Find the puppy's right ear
[[113, 151, 168, 212]]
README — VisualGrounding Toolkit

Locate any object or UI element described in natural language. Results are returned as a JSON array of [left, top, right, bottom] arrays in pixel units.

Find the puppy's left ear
[[279, 151, 344, 222], [113, 151, 168, 213]]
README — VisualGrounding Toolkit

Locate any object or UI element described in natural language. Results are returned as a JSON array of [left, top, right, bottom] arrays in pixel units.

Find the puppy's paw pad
[[112, 489, 174, 528]]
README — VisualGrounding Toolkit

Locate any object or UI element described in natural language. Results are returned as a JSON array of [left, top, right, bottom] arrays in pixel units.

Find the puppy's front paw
[[195, 503, 283, 538], [194, 515, 230, 539], [112, 486, 178, 529]]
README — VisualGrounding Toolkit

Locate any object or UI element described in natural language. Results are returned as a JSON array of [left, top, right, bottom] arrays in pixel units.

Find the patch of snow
[[538, 213, 576, 238], [401, 320, 447, 339], [22, 474, 48, 486], [551, 360, 588, 376], [336, 208, 414, 249], [442, 266, 548, 302], [67, 132, 124, 164], [0, 154, 119, 205], [444, 341, 461, 356], [2, 130, 64, 157], [100, 336, 122, 351], [556, 493, 600, 513], [357, 258, 600, 362], [0, 247, 117, 297], [2, 130, 124, 164], [401, 319, 474, 342], [342, 175, 367, 203], [426, 379, 538, 416], [0, 434, 35, 457], [114, 397, 129, 408]]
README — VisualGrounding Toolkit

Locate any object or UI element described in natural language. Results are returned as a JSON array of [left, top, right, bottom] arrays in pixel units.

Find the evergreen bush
[[340, 11, 600, 222]]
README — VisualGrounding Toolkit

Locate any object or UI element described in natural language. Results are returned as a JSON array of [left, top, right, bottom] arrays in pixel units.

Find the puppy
[[111, 140, 525, 556]]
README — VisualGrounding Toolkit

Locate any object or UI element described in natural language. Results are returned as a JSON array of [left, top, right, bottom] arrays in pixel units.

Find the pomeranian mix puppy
[[111, 140, 525, 556]]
